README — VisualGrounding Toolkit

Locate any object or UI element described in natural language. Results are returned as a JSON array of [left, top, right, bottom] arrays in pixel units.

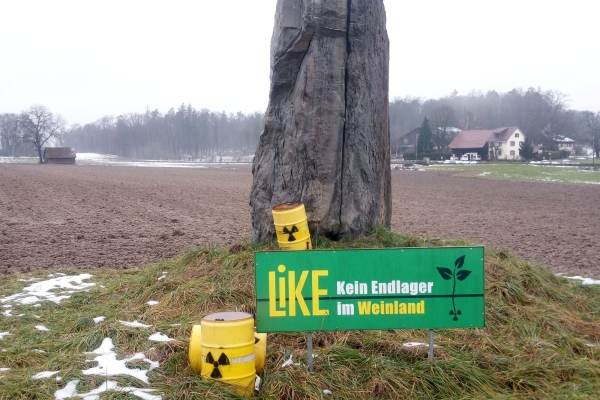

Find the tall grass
[[1, 231, 598, 399]]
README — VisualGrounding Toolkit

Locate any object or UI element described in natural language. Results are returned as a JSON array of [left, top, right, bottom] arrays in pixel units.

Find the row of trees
[[390, 88, 600, 157], [2, 88, 599, 161], [63, 105, 264, 160], [0, 104, 263, 161]]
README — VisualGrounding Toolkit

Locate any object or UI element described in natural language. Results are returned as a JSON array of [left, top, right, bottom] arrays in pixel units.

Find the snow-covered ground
[[77, 153, 253, 168], [0, 274, 173, 399], [0, 153, 254, 168]]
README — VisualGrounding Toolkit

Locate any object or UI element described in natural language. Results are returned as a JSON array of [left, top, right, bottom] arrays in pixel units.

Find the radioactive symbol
[[283, 225, 299, 241], [205, 352, 230, 379]]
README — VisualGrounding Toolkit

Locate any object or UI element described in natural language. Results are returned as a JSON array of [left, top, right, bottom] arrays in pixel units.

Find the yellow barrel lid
[[272, 202, 303, 211], [203, 312, 252, 321]]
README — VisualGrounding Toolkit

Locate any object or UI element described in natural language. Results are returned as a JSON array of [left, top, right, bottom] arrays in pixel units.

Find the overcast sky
[[1, 0, 598, 126]]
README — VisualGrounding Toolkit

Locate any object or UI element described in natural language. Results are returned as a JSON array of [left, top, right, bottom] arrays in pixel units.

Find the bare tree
[[19, 105, 66, 163], [458, 109, 481, 130], [532, 91, 580, 152], [582, 111, 600, 159], [0, 113, 22, 156], [430, 104, 458, 150]]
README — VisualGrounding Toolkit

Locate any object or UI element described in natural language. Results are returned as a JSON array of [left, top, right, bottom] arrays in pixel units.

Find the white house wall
[[492, 128, 524, 160], [558, 142, 575, 155]]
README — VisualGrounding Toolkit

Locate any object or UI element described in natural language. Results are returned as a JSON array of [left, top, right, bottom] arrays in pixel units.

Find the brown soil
[[1, 164, 598, 278]]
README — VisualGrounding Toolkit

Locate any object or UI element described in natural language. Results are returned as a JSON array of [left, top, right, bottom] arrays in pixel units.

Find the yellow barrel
[[254, 331, 267, 375], [200, 312, 256, 397], [189, 324, 203, 373], [190, 325, 268, 381], [272, 202, 312, 250]]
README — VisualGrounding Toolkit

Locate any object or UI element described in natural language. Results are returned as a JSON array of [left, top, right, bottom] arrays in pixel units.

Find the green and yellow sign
[[255, 247, 485, 332]]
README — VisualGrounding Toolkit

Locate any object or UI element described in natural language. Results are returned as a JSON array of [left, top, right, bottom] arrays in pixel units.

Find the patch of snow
[[157, 275, 167, 281], [83, 338, 159, 384], [281, 354, 300, 368], [32, 370, 60, 379], [323, 389, 333, 395], [560, 275, 600, 285], [2, 310, 11, 317], [35, 325, 50, 331], [119, 320, 151, 328], [19, 296, 42, 304], [148, 333, 174, 342], [76, 153, 119, 161], [93, 316, 105, 324], [586, 343, 595, 347], [0, 274, 95, 306], [0, 156, 38, 164], [55, 379, 161, 400], [0, 332, 11, 339], [146, 301, 159, 306], [0, 368, 10, 371], [34, 349, 46, 353], [403, 342, 437, 348]]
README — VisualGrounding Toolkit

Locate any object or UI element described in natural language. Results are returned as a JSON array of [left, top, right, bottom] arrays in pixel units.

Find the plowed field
[[1, 164, 598, 278]]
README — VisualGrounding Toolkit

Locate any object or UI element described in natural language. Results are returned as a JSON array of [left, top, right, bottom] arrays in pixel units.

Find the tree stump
[[250, 0, 391, 242]]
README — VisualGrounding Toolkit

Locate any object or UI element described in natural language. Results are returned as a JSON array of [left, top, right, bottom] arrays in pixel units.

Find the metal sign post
[[307, 332, 313, 372], [427, 238, 439, 363]]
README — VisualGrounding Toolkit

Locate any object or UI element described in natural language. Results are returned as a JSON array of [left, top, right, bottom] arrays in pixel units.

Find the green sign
[[255, 247, 485, 332]]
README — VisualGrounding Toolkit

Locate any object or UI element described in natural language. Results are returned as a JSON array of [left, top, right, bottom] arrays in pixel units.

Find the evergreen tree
[[417, 117, 434, 155], [519, 137, 534, 160]]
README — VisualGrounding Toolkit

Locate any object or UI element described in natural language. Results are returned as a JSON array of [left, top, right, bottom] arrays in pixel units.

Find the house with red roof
[[448, 127, 525, 161]]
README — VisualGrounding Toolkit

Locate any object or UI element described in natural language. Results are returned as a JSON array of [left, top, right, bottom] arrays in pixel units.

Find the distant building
[[391, 127, 420, 157], [43, 147, 77, 164], [555, 136, 575, 155], [448, 127, 525, 161]]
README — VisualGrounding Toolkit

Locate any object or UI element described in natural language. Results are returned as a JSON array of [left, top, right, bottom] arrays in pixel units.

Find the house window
[[510, 141, 515, 146], [515, 133, 520, 138], [497, 150, 502, 156], [510, 150, 515, 156]]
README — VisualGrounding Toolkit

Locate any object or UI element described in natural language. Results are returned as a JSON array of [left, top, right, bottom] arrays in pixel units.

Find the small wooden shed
[[43, 147, 77, 164]]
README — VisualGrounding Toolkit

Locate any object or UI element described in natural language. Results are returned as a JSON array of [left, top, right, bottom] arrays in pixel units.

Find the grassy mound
[[0, 230, 598, 399]]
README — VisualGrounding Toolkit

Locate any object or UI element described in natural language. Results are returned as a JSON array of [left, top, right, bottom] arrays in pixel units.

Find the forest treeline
[[0, 104, 263, 160], [1, 88, 599, 159]]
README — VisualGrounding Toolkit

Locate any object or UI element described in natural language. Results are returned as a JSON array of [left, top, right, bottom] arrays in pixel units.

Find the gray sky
[[1, 0, 598, 126]]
